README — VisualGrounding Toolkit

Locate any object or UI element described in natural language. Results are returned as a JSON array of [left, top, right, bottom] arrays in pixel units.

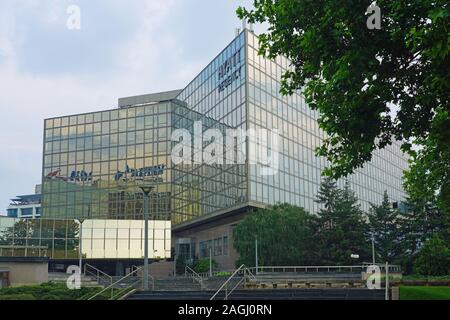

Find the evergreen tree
[[368, 191, 401, 263], [395, 198, 450, 272], [414, 234, 450, 276], [314, 179, 370, 265], [233, 204, 316, 267]]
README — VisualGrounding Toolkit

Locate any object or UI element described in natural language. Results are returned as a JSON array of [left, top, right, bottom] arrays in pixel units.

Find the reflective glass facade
[[176, 30, 408, 215], [245, 31, 408, 212], [0, 217, 171, 259], [42, 102, 174, 220], [173, 33, 248, 223], [41, 29, 408, 228]]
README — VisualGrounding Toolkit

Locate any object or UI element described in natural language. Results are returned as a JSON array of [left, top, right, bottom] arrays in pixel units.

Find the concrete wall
[[149, 261, 173, 278], [0, 262, 48, 286]]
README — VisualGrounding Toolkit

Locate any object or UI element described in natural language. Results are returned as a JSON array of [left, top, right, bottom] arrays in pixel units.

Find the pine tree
[[314, 179, 370, 265], [368, 191, 400, 263], [396, 197, 450, 272]]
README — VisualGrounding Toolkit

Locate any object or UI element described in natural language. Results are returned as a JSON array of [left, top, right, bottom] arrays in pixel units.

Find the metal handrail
[[223, 268, 257, 300], [247, 265, 402, 274], [131, 265, 155, 290], [245, 268, 257, 281], [110, 278, 143, 300], [185, 265, 204, 289], [84, 263, 113, 287], [88, 267, 144, 300], [197, 270, 235, 278], [131, 265, 140, 274], [210, 264, 247, 301]]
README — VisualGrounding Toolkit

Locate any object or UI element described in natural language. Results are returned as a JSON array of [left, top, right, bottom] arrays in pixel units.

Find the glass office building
[[171, 30, 408, 218], [42, 101, 174, 221], [32, 29, 409, 269], [244, 31, 407, 213], [172, 30, 408, 268], [40, 29, 408, 224]]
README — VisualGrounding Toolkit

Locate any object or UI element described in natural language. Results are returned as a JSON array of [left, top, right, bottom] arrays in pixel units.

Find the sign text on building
[[218, 49, 242, 93], [114, 164, 165, 182]]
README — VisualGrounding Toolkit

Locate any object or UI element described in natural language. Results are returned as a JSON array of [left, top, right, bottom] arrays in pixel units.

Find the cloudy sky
[[0, 0, 265, 214]]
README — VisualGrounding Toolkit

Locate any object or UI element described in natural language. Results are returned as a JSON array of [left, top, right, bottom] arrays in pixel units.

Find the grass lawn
[[400, 286, 450, 300]]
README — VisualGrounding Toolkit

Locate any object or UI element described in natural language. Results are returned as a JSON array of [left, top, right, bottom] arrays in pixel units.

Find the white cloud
[[0, 0, 254, 212], [0, 0, 191, 210]]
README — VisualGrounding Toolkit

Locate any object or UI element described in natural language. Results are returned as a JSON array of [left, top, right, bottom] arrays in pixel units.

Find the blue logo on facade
[[114, 164, 165, 181], [69, 170, 93, 182]]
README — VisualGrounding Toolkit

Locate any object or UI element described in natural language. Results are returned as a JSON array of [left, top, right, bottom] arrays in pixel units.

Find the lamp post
[[138, 184, 154, 291], [371, 233, 376, 265], [209, 247, 213, 278], [255, 237, 259, 274], [77, 219, 84, 275]]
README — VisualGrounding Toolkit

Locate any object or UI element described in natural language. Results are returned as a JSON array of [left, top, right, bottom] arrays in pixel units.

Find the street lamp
[[77, 219, 84, 276], [371, 233, 376, 265], [77, 205, 91, 277], [137, 183, 155, 291]]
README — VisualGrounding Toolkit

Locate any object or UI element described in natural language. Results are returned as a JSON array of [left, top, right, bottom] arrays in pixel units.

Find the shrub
[[414, 234, 450, 276], [192, 258, 218, 274], [0, 294, 36, 300], [0, 282, 101, 300]]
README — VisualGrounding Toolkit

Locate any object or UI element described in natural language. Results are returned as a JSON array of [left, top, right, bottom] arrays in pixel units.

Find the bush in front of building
[[0, 294, 36, 300], [192, 258, 218, 274]]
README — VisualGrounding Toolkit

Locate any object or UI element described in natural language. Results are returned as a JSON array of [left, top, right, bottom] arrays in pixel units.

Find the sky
[[0, 0, 266, 214]]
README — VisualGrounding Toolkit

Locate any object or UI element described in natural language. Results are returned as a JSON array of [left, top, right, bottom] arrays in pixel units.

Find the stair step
[[129, 289, 385, 301]]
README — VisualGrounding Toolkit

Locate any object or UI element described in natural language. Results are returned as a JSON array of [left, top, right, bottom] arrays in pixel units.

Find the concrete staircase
[[128, 288, 385, 300], [153, 277, 203, 291], [245, 272, 366, 289]]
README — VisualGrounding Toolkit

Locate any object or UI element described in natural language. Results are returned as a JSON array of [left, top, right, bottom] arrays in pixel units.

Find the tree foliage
[[368, 191, 402, 262], [233, 179, 450, 273], [314, 179, 370, 265], [192, 258, 218, 274], [414, 234, 450, 276], [237, 0, 450, 211], [233, 204, 316, 267]]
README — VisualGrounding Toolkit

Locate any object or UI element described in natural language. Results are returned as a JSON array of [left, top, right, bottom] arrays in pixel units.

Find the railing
[[185, 265, 205, 289], [197, 270, 235, 278], [130, 265, 155, 290], [362, 263, 402, 273], [247, 265, 402, 274], [84, 263, 113, 287], [210, 264, 255, 301], [88, 267, 149, 300]]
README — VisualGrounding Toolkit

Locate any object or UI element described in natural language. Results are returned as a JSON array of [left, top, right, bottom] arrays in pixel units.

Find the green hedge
[[0, 294, 36, 300], [0, 282, 101, 300]]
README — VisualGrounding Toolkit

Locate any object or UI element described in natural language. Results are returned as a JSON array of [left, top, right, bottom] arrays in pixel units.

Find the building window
[[7, 209, 18, 218], [199, 241, 208, 259], [223, 236, 229, 256], [21, 208, 33, 217], [214, 238, 222, 256]]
